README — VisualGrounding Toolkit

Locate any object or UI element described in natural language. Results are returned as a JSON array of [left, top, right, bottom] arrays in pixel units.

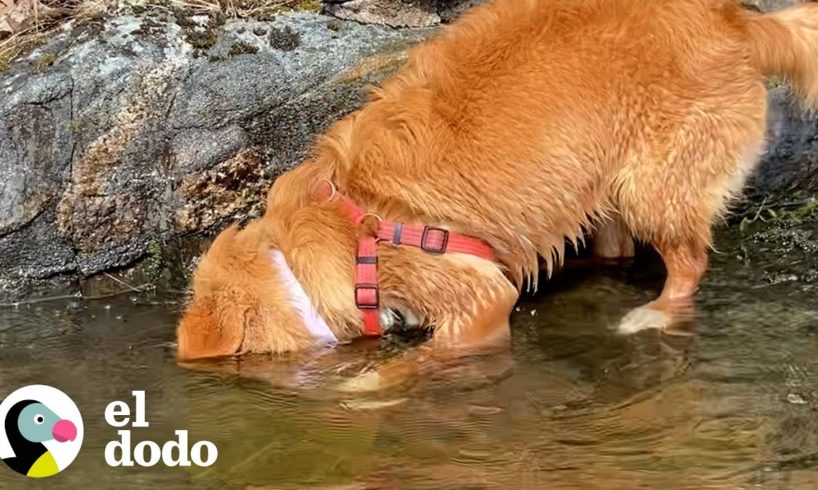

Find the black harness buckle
[[355, 284, 379, 310], [420, 226, 449, 254]]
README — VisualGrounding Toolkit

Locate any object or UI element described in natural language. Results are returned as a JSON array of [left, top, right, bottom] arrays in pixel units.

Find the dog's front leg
[[336, 255, 518, 393], [334, 318, 513, 393]]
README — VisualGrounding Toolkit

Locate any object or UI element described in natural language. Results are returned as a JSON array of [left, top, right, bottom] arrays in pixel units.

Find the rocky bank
[[0, 0, 816, 300]]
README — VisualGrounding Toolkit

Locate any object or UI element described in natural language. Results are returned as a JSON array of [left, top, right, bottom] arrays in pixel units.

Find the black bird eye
[[34, 414, 45, 425]]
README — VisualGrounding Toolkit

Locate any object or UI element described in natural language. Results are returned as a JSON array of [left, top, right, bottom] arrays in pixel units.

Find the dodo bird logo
[[0, 385, 83, 478]]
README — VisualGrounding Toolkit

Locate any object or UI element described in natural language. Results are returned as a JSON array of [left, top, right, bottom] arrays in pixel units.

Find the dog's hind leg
[[617, 241, 708, 334], [613, 85, 767, 333]]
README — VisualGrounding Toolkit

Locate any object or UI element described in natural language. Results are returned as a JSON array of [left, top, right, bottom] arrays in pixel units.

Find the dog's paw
[[380, 307, 423, 331], [617, 304, 672, 334], [380, 309, 399, 331]]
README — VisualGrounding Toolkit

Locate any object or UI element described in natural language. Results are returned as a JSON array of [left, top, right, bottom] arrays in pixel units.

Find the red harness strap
[[313, 180, 495, 336]]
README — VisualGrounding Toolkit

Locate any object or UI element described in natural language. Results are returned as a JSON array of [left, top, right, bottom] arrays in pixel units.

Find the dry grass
[[0, 0, 109, 70], [166, 0, 321, 18], [0, 0, 320, 70], [1, 29, 42, 70]]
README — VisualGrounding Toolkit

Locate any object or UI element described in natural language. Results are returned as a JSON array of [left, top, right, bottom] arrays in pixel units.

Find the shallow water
[[1, 227, 817, 490]]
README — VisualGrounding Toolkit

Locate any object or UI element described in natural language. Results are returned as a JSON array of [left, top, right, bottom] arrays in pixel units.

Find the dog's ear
[[176, 224, 262, 361], [176, 295, 248, 361]]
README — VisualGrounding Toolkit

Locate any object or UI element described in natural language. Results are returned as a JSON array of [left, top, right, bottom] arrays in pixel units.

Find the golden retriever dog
[[177, 0, 818, 385]]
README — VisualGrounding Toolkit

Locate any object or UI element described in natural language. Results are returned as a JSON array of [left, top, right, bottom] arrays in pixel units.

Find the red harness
[[313, 180, 496, 336]]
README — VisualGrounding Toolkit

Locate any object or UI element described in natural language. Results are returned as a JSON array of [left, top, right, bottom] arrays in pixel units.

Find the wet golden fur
[[177, 0, 818, 362]]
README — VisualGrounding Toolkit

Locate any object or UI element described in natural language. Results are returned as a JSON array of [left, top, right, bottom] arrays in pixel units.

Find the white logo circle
[[0, 385, 84, 478]]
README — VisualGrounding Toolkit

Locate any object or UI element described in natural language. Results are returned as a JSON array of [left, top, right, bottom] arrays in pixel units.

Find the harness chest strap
[[354, 235, 380, 335], [314, 180, 496, 336]]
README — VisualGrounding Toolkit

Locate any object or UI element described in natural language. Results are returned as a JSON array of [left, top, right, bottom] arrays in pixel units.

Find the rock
[[0, 209, 76, 282], [0, 71, 73, 237], [324, 0, 441, 28], [437, 0, 482, 22], [323, 0, 478, 27], [750, 87, 818, 201], [0, 11, 429, 299], [171, 125, 248, 175], [743, 0, 800, 12]]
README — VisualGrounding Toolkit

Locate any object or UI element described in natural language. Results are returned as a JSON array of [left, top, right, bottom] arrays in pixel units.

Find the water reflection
[[0, 236, 817, 489]]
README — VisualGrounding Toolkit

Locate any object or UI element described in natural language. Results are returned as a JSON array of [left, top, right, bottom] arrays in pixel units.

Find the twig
[[777, 197, 816, 209], [0, 292, 82, 307], [103, 272, 143, 293], [0, 283, 154, 308], [751, 195, 768, 222]]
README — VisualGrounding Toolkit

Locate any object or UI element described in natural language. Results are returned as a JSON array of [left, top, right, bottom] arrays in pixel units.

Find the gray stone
[[171, 125, 248, 175], [0, 210, 76, 280], [323, 0, 478, 26], [744, 0, 800, 11], [325, 0, 441, 28], [0, 71, 74, 236], [0, 11, 429, 298], [751, 88, 818, 200], [437, 0, 483, 22]]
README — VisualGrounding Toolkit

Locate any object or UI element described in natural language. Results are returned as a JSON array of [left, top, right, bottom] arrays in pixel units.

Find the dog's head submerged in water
[[175, 161, 361, 361], [175, 220, 314, 361]]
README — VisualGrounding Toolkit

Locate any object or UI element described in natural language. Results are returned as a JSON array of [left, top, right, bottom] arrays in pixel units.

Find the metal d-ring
[[313, 178, 337, 202], [359, 212, 384, 224]]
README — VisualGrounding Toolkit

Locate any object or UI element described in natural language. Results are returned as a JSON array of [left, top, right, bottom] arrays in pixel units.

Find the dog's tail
[[744, 3, 818, 107]]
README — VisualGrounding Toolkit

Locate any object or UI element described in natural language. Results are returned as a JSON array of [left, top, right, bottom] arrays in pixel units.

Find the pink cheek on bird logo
[[52, 420, 78, 443]]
